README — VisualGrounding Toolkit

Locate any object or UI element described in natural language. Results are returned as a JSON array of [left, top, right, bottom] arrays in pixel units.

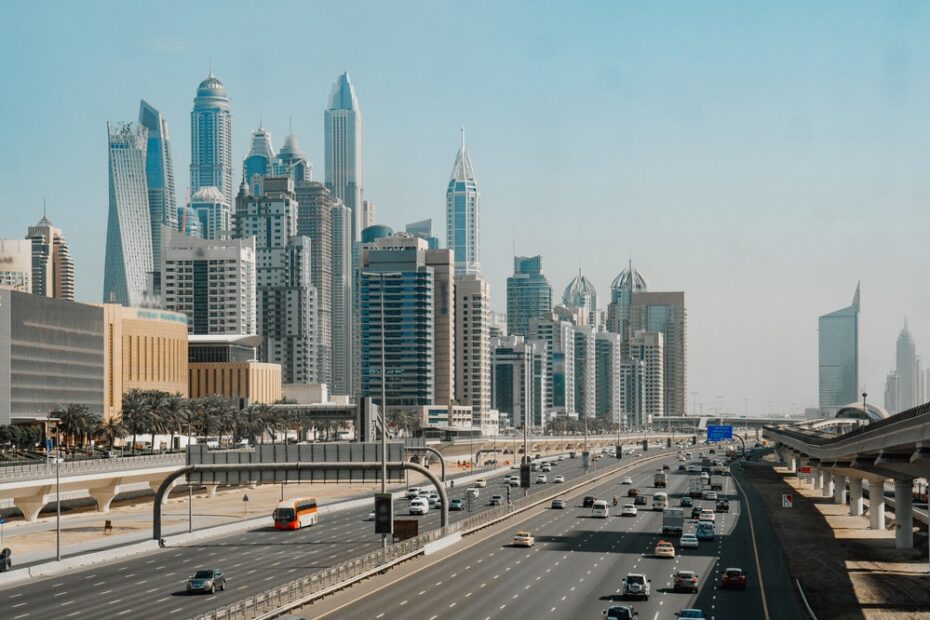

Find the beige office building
[[0, 239, 32, 292]]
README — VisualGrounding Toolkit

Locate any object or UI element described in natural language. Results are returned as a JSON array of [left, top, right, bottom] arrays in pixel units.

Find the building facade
[[528, 314, 575, 420], [324, 72, 363, 241], [595, 332, 622, 423], [630, 291, 686, 416], [139, 99, 177, 294], [455, 274, 491, 431], [0, 239, 33, 293], [104, 121, 153, 307], [563, 270, 598, 328], [622, 330, 664, 428], [190, 186, 231, 240], [573, 325, 596, 418], [506, 255, 552, 337], [491, 335, 547, 429], [891, 320, 923, 412], [27, 216, 75, 301], [819, 284, 860, 416], [446, 130, 480, 274], [191, 73, 233, 207], [243, 125, 275, 195], [606, 261, 648, 341]]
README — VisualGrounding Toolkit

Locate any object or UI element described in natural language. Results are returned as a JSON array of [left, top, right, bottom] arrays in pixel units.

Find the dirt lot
[[742, 461, 930, 620]]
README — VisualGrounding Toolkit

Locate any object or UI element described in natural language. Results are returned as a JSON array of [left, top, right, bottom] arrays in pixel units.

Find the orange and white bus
[[273, 497, 319, 530]]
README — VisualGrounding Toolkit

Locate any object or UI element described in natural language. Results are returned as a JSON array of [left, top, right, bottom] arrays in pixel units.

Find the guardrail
[[764, 401, 930, 448], [0, 453, 186, 483], [194, 450, 673, 620]]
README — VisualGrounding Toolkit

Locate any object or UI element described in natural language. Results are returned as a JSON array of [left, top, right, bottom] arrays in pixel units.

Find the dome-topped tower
[[196, 73, 229, 101], [562, 269, 598, 327], [610, 260, 648, 296]]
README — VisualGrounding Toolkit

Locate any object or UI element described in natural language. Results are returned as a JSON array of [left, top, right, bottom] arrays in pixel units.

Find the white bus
[[652, 492, 668, 511], [592, 499, 610, 518]]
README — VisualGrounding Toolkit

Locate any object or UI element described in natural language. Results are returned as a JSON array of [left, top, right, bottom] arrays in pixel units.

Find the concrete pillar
[[867, 478, 886, 530], [207, 484, 219, 497], [894, 479, 914, 549], [12, 485, 52, 522], [774, 448, 785, 465], [788, 454, 797, 474], [833, 474, 847, 504], [89, 480, 121, 513], [814, 468, 823, 490], [848, 478, 863, 516], [151, 479, 177, 505], [823, 472, 835, 497]]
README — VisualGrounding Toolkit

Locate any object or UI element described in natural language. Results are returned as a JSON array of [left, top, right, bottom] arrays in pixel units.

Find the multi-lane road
[[0, 449, 648, 619], [308, 452, 803, 620]]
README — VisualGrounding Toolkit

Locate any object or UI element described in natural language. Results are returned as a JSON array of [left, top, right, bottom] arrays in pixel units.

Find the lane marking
[[732, 468, 771, 620]]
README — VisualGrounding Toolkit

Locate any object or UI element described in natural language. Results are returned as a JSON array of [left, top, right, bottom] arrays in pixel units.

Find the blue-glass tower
[[819, 283, 860, 415], [191, 72, 233, 207], [446, 129, 480, 274], [138, 100, 177, 293], [242, 124, 274, 196]]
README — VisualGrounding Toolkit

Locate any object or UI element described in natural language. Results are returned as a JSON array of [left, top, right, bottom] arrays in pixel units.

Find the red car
[[721, 568, 747, 589], [674, 570, 699, 592]]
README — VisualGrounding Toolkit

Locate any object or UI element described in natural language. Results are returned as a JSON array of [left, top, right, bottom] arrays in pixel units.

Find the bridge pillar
[[848, 478, 863, 516], [12, 485, 52, 522], [894, 479, 914, 549], [89, 479, 122, 513], [151, 478, 178, 504], [207, 483, 219, 497], [813, 468, 823, 490], [823, 472, 834, 497], [867, 477, 886, 530], [833, 473, 847, 505], [787, 452, 797, 474]]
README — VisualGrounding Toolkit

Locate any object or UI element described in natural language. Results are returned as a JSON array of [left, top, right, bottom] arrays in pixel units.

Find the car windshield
[[274, 508, 295, 521], [680, 611, 704, 618], [627, 575, 644, 584], [607, 608, 634, 620], [193, 570, 214, 579]]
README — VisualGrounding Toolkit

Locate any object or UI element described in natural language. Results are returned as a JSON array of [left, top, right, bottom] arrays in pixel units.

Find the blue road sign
[[707, 425, 733, 442]]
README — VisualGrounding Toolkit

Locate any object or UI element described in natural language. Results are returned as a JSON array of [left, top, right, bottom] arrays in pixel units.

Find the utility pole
[[380, 273, 388, 548], [56, 423, 61, 561]]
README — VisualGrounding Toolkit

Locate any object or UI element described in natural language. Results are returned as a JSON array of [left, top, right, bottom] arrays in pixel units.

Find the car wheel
[[210, 584, 215, 594], [221, 580, 226, 591]]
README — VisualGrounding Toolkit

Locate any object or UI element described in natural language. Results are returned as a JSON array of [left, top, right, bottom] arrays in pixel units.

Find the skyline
[[3, 2, 930, 414]]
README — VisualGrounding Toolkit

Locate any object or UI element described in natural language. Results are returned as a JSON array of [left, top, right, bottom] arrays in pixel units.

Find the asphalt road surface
[[309, 453, 803, 620], [0, 448, 659, 620]]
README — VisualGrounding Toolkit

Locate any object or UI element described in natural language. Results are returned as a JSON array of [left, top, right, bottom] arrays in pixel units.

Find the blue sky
[[2, 1, 930, 415]]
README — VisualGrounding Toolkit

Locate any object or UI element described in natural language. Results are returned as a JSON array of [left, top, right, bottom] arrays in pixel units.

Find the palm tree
[[121, 388, 148, 453], [52, 404, 93, 449], [96, 417, 127, 449], [162, 393, 188, 450]]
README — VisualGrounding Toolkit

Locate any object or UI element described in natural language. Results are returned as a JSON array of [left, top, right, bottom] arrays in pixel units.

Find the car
[[679, 533, 699, 549], [679, 455, 686, 461], [691, 505, 704, 519], [627, 487, 640, 497], [512, 530, 535, 547], [716, 499, 730, 512], [703, 490, 718, 500], [679, 496, 693, 507], [674, 570, 699, 592], [489, 495, 503, 506], [366, 510, 376, 521], [662, 464, 670, 470], [428, 491, 440, 502], [633, 495, 647, 506], [409, 498, 429, 515], [405, 487, 423, 499], [621, 503, 638, 517], [721, 567, 747, 589], [418, 489, 431, 498], [466, 487, 480, 498], [553, 474, 565, 483], [620, 476, 633, 485], [621, 573, 651, 600], [676, 610, 707, 620], [678, 464, 687, 471], [699, 509, 716, 522], [474, 478, 487, 488], [187, 569, 226, 594], [603, 605, 638, 620], [655, 540, 676, 558], [541, 464, 552, 472], [558, 455, 566, 461], [509, 477, 520, 487], [536, 474, 548, 483], [449, 498, 465, 511], [583, 495, 596, 508], [551, 498, 567, 509], [686, 465, 700, 473], [503, 474, 515, 484]]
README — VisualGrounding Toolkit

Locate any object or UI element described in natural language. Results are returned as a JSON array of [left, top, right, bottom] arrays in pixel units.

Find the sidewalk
[[745, 460, 930, 619]]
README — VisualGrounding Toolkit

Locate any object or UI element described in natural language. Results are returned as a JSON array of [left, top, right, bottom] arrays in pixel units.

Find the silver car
[[187, 569, 226, 594]]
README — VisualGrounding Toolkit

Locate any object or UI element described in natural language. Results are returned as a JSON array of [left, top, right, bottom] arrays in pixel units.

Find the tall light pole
[[56, 423, 61, 561], [379, 273, 388, 548], [690, 392, 698, 417]]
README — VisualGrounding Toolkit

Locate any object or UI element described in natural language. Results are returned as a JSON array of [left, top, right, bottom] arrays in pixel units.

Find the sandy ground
[[745, 460, 930, 620]]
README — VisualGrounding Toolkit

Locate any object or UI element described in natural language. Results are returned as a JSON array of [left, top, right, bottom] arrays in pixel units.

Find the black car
[[187, 569, 226, 594], [678, 464, 687, 471], [691, 505, 703, 519], [662, 464, 670, 471], [583, 496, 596, 508], [633, 495, 648, 506], [603, 605, 637, 619], [716, 499, 729, 512], [680, 496, 693, 507]]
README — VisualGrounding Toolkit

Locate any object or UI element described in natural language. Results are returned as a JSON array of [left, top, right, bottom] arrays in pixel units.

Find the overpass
[[763, 402, 930, 566], [651, 415, 806, 432]]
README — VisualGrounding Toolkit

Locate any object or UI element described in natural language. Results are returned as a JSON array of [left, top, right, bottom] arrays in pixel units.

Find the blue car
[[676, 610, 706, 620], [449, 499, 465, 511], [696, 522, 714, 541]]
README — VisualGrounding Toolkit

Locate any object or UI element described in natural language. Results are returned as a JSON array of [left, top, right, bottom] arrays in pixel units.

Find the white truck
[[661, 507, 685, 536], [689, 478, 705, 498], [653, 470, 667, 488], [710, 475, 725, 491]]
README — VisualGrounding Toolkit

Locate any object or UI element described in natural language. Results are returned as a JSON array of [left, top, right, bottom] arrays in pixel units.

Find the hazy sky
[[2, 1, 929, 416]]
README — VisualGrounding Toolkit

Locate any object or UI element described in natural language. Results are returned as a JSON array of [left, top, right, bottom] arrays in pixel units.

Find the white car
[[558, 455, 566, 461], [686, 465, 700, 473], [620, 476, 633, 485], [512, 530, 535, 547], [679, 533, 699, 549], [541, 464, 552, 472], [621, 504, 638, 517], [699, 510, 716, 522], [553, 474, 565, 483], [366, 510, 376, 521], [405, 487, 423, 499], [409, 498, 429, 515], [536, 474, 547, 484], [703, 490, 718, 500], [474, 478, 487, 488]]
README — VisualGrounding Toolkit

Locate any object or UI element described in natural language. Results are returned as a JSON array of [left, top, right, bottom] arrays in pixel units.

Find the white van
[[409, 498, 429, 515], [652, 492, 668, 511], [405, 487, 424, 499], [592, 499, 610, 518]]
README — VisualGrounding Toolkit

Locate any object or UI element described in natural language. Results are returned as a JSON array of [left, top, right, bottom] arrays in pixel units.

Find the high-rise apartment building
[[507, 255, 552, 337], [892, 320, 922, 411], [331, 202, 353, 395], [235, 176, 316, 385], [275, 134, 312, 183], [573, 325, 596, 418], [406, 219, 440, 249], [630, 291, 686, 416], [491, 335, 547, 428], [104, 122, 153, 307], [529, 314, 575, 421], [595, 332, 622, 423], [0, 239, 32, 292], [563, 270, 598, 328], [622, 330, 664, 427], [243, 125, 274, 195], [446, 130, 480, 274], [606, 261, 648, 341], [191, 73, 233, 207], [324, 73, 362, 241], [139, 100, 177, 294], [455, 274, 491, 430], [27, 216, 74, 300], [819, 284, 860, 416], [190, 186, 231, 240], [161, 229, 256, 335], [360, 200, 375, 231]]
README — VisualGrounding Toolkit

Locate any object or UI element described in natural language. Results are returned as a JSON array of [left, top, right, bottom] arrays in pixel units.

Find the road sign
[[374, 493, 393, 534], [798, 466, 811, 475], [520, 463, 531, 488], [392, 519, 418, 542], [782, 494, 793, 508], [615, 445, 623, 460], [707, 425, 733, 442]]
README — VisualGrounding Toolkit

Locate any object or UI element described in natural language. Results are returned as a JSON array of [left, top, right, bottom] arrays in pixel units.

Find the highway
[[309, 453, 803, 620], [0, 448, 651, 619]]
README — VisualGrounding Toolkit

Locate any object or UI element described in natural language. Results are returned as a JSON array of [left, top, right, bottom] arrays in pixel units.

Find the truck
[[710, 475, 725, 491], [654, 470, 667, 488], [661, 507, 685, 536], [700, 458, 712, 473], [689, 478, 705, 498]]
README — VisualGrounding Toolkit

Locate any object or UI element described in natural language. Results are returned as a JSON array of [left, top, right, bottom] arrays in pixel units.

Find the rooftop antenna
[[43, 198, 47, 219], [289, 115, 293, 135], [209, 58, 213, 77], [461, 127, 466, 151]]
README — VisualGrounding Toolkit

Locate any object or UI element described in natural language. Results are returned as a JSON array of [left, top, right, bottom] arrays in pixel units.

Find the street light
[[56, 422, 61, 561]]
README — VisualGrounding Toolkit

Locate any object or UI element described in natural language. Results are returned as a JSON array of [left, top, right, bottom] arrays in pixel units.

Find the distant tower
[[242, 124, 274, 195], [104, 122, 153, 306], [276, 133, 312, 183], [563, 269, 598, 328], [324, 72, 362, 241], [27, 214, 75, 301], [894, 319, 920, 410], [446, 129, 480, 274], [191, 72, 233, 207], [138, 100, 177, 294], [506, 256, 552, 336], [819, 283, 860, 415]]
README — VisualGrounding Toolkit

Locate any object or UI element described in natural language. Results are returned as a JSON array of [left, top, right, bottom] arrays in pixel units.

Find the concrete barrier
[[423, 533, 462, 555]]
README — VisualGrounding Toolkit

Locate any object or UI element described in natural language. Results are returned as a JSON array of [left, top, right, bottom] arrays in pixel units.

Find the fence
[[0, 452, 185, 483]]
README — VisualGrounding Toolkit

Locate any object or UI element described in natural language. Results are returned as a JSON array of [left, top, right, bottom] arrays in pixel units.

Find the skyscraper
[[190, 186, 231, 240], [573, 325, 596, 417], [595, 332, 622, 423], [324, 72, 362, 241], [0, 239, 32, 292], [818, 284, 860, 416], [622, 330, 664, 427], [606, 260, 648, 340], [630, 291, 687, 417], [506, 255, 552, 336], [138, 100, 177, 294], [104, 122, 152, 307], [242, 125, 274, 195], [331, 201, 353, 395], [446, 129, 480, 274], [275, 133, 312, 183], [191, 72, 233, 207], [27, 215, 74, 300], [529, 314, 575, 422], [563, 270, 598, 328], [455, 274, 491, 430], [406, 219, 440, 249], [492, 335, 547, 429], [890, 319, 921, 411]]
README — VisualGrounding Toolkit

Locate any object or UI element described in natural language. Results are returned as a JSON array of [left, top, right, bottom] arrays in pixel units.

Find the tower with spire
[[191, 70, 233, 207], [446, 128, 480, 275], [324, 72, 362, 241], [242, 123, 274, 195]]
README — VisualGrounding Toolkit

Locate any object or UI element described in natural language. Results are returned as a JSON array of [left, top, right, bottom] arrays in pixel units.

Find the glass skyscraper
[[138, 99, 177, 293], [446, 129, 480, 274], [324, 72, 362, 241], [191, 72, 233, 207], [242, 124, 274, 196], [103, 122, 153, 307], [506, 255, 552, 336], [818, 284, 860, 415]]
